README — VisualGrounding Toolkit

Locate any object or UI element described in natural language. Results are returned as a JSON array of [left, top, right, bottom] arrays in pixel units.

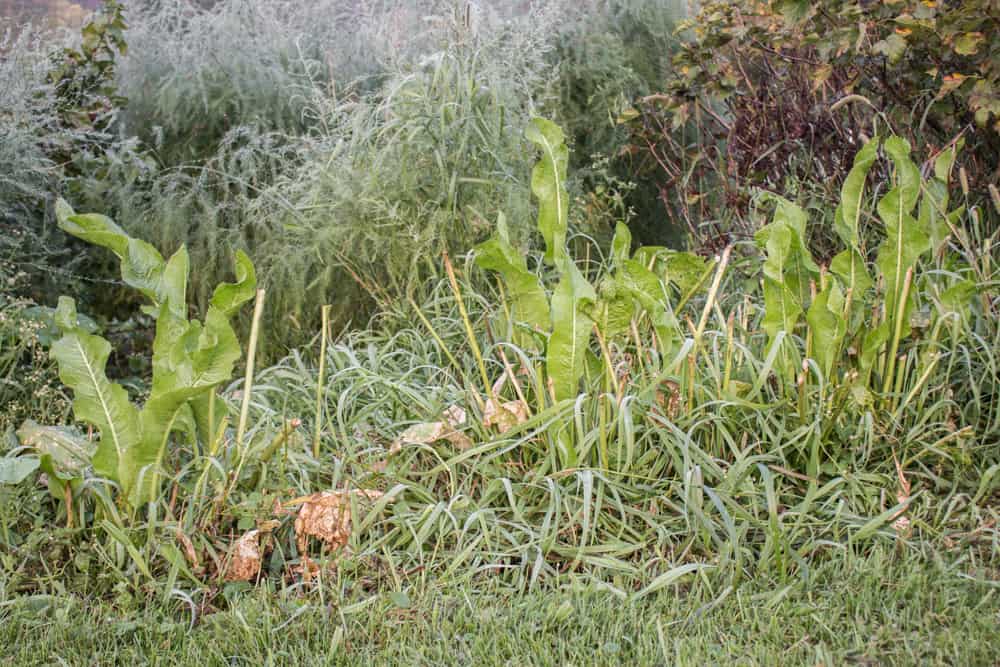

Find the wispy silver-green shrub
[[0, 24, 99, 299], [96, 1, 687, 350], [102, 1, 565, 345], [116, 0, 453, 166], [238, 2, 566, 333]]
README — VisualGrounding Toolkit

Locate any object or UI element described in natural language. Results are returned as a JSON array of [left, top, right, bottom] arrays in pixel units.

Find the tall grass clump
[[119, 0, 341, 166], [241, 3, 566, 337], [106, 1, 577, 350]]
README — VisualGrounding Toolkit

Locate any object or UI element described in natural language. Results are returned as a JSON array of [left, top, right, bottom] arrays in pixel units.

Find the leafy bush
[[624, 0, 1000, 249], [1, 5, 142, 310]]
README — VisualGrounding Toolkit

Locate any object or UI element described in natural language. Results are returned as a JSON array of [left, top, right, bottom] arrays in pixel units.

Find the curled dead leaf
[[482, 374, 530, 434], [224, 530, 262, 582], [483, 397, 529, 433], [390, 417, 472, 454], [292, 489, 385, 556]]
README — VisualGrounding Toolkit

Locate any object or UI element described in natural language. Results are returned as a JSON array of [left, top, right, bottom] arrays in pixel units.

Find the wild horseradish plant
[[757, 136, 965, 385], [474, 119, 709, 467], [755, 135, 974, 475], [16, 200, 257, 508]]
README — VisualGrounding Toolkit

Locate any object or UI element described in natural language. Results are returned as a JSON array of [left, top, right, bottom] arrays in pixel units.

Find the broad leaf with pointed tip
[[830, 137, 878, 325], [525, 118, 569, 265], [475, 213, 549, 340], [806, 280, 847, 379], [610, 222, 631, 270], [617, 259, 679, 357], [875, 137, 928, 341], [547, 258, 597, 403], [919, 141, 961, 255], [833, 137, 879, 249], [50, 296, 141, 493], [755, 197, 818, 343], [135, 304, 244, 502]]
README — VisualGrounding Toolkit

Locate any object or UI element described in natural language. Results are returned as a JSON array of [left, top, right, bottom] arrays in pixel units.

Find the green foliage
[[116, 0, 332, 167], [19, 201, 256, 505], [874, 138, 926, 340], [3, 0, 691, 352], [474, 213, 549, 342], [3, 551, 1000, 665], [46, 1, 127, 138], [50, 295, 141, 495], [0, 297, 71, 432], [672, 1, 998, 134], [756, 134, 972, 406], [546, 259, 597, 404], [477, 119, 706, 466], [755, 195, 818, 345], [527, 119, 571, 266], [1, 3, 998, 631]]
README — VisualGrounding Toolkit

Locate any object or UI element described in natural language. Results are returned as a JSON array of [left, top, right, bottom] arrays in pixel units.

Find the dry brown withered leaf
[[224, 530, 262, 582], [292, 489, 384, 556], [442, 405, 467, 428], [293, 557, 322, 581], [654, 379, 682, 420], [390, 418, 472, 454], [271, 498, 295, 517], [482, 374, 529, 434], [483, 397, 528, 433]]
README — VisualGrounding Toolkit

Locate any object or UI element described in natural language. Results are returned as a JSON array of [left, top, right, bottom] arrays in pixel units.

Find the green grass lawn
[[3, 548, 997, 666]]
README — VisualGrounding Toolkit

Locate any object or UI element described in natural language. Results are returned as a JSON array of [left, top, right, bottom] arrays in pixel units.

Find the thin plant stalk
[[313, 304, 331, 459], [236, 288, 266, 452], [443, 252, 494, 403], [883, 268, 913, 396]]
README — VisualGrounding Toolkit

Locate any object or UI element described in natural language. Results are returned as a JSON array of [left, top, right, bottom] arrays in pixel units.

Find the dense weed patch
[[0, 3, 997, 661]]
